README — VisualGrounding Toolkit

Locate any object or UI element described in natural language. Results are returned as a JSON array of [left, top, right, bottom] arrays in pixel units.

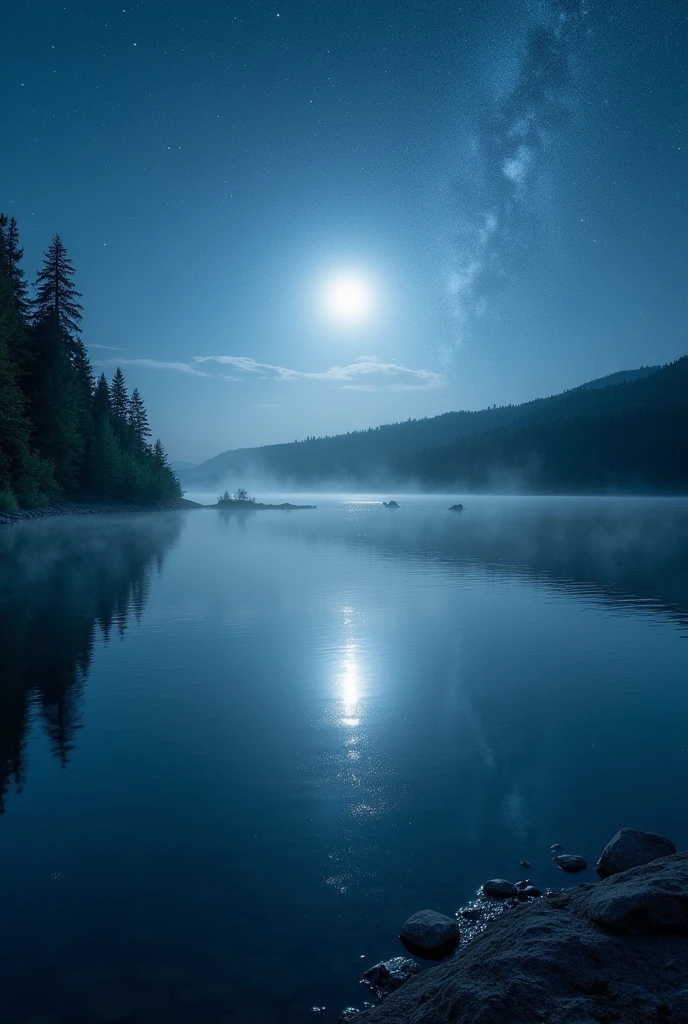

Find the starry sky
[[2, 0, 686, 462]]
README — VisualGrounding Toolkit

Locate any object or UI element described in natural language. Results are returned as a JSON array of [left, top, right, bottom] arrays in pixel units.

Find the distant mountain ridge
[[179, 359, 688, 493], [571, 366, 660, 392]]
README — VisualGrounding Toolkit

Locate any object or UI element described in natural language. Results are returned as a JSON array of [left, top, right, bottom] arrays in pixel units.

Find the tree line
[[181, 356, 688, 494], [0, 214, 181, 510]]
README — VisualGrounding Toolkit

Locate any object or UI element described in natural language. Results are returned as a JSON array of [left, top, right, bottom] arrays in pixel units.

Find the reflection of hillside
[[0, 514, 183, 814], [285, 500, 688, 629]]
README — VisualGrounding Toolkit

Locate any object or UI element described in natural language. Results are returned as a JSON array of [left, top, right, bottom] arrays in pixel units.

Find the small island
[[215, 489, 315, 511]]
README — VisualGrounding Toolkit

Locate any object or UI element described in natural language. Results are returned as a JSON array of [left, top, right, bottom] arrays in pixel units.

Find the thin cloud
[[194, 354, 445, 391], [89, 343, 126, 351], [105, 358, 212, 377]]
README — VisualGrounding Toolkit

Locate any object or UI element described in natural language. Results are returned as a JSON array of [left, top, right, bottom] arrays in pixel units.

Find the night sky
[[2, 0, 686, 462]]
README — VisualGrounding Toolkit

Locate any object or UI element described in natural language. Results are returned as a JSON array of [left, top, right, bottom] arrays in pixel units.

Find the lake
[[1, 495, 687, 1024]]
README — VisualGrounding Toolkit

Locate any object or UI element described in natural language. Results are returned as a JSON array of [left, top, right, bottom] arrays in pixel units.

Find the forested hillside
[[180, 358, 687, 493], [0, 215, 181, 509]]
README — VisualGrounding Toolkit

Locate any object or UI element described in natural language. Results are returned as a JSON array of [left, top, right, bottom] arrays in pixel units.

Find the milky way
[[447, 0, 590, 337]]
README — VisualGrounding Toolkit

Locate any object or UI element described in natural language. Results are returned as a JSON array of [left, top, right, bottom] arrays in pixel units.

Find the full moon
[[321, 272, 376, 325]]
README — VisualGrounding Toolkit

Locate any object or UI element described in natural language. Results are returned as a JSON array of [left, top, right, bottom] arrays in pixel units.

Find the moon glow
[[321, 272, 376, 325]]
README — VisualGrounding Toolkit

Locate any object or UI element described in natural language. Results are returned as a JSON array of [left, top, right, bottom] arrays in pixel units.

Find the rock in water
[[352, 851, 688, 1024], [399, 910, 459, 951], [362, 958, 420, 1001], [596, 827, 677, 879], [449, 504, 464, 511], [481, 879, 519, 898], [553, 854, 588, 873], [519, 859, 531, 869], [460, 907, 484, 922]]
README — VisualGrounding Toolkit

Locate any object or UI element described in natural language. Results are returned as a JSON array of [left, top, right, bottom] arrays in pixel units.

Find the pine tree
[[0, 215, 9, 279], [0, 217, 30, 365], [72, 338, 95, 398], [33, 235, 83, 337], [0, 215, 183, 508], [27, 312, 84, 491], [110, 367, 128, 422], [5, 217, 30, 316], [71, 338, 96, 491], [89, 415, 123, 496], [152, 438, 169, 469], [127, 388, 151, 444], [0, 238, 55, 507], [0, 282, 36, 508], [93, 373, 111, 419]]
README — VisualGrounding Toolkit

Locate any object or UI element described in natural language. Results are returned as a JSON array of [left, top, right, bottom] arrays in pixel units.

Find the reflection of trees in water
[[0, 514, 183, 813]]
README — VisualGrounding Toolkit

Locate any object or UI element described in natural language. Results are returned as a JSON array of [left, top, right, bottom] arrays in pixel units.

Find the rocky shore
[[342, 829, 688, 1024], [0, 497, 201, 526], [215, 500, 316, 510]]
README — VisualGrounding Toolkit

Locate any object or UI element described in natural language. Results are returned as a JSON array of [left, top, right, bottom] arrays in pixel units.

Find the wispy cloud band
[[194, 354, 445, 391], [101, 358, 213, 377], [97, 354, 445, 391]]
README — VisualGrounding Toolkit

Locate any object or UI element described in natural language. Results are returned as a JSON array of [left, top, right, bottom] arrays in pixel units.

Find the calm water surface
[[1, 496, 687, 1023]]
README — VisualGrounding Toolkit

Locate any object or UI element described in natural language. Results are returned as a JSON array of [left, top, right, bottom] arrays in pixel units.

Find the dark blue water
[[1, 496, 687, 1024]]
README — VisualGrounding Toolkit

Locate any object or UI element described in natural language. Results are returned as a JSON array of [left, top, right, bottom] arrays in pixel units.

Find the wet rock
[[460, 908, 484, 922], [351, 852, 688, 1024], [519, 859, 531, 869], [449, 504, 464, 511], [383, 501, 400, 508], [580, 852, 688, 931], [399, 910, 459, 951], [596, 828, 676, 879], [554, 854, 588, 873], [523, 886, 543, 898], [362, 958, 420, 1001], [481, 879, 518, 898]]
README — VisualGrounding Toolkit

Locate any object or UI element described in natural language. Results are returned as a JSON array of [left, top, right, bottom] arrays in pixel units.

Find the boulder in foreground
[[362, 958, 420, 1001], [399, 910, 459, 952], [357, 851, 688, 1024], [553, 853, 588, 872], [481, 879, 518, 898], [597, 827, 676, 879]]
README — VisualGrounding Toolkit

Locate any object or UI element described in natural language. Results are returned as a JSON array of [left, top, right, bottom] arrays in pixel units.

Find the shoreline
[[0, 497, 320, 525], [342, 829, 687, 1024], [0, 497, 203, 526]]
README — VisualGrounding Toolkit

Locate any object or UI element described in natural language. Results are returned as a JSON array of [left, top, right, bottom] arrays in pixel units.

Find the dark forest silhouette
[[0, 215, 181, 510], [0, 514, 183, 814], [180, 359, 688, 494]]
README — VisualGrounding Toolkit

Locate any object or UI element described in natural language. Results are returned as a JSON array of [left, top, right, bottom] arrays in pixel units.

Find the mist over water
[[0, 497, 687, 1022]]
